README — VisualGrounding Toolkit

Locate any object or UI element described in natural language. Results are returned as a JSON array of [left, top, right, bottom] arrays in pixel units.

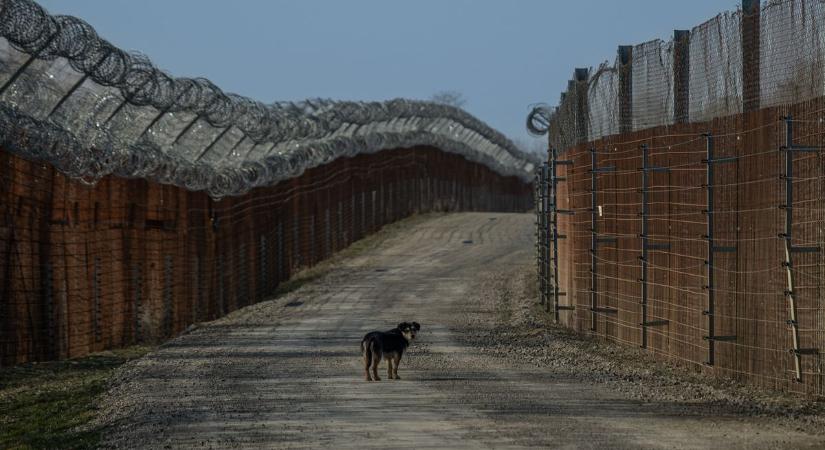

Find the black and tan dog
[[360, 322, 420, 381]]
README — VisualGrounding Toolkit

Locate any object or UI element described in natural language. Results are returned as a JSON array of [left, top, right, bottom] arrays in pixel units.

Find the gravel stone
[[97, 213, 825, 449]]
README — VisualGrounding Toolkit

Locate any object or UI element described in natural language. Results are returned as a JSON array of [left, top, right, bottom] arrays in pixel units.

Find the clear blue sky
[[39, 0, 736, 151]]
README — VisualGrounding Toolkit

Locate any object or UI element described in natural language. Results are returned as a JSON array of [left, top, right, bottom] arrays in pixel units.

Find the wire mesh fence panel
[[0, 0, 540, 366], [632, 39, 675, 131], [540, 0, 825, 398], [760, 0, 825, 108], [0, 146, 533, 367], [587, 62, 620, 142], [548, 105, 825, 397], [688, 11, 743, 123]]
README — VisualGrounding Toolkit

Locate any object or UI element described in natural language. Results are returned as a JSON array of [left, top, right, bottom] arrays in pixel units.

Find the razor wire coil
[[0, 0, 539, 198]]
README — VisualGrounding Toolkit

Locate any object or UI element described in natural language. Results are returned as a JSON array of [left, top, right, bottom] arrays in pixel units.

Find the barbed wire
[[0, 0, 538, 198]]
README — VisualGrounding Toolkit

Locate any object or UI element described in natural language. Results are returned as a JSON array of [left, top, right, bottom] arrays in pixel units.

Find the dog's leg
[[371, 350, 382, 381], [363, 340, 373, 381], [387, 357, 394, 379], [393, 354, 402, 380]]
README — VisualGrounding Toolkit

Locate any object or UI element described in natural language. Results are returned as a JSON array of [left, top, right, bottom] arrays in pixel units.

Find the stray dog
[[360, 322, 420, 381]]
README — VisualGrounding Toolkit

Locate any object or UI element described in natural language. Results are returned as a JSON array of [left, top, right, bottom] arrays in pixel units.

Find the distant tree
[[431, 90, 467, 108]]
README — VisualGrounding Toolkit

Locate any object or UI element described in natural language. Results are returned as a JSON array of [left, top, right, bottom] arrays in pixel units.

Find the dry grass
[[0, 346, 151, 449]]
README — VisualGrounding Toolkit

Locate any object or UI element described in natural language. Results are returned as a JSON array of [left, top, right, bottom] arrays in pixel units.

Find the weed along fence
[[0, 0, 536, 366], [536, 0, 825, 397]]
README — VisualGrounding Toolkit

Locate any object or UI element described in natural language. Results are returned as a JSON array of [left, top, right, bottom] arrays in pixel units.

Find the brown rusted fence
[[540, 98, 825, 397], [0, 146, 532, 366]]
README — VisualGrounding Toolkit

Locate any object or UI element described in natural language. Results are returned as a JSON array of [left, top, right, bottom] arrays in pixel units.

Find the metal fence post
[[277, 222, 284, 285], [742, 0, 761, 113], [361, 191, 366, 238], [618, 45, 634, 134], [309, 215, 315, 265], [536, 164, 548, 307], [639, 144, 670, 348], [779, 116, 821, 381], [43, 263, 54, 359], [590, 149, 616, 331], [337, 201, 343, 250], [133, 262, 143, 342], [371, 191, 377, 231], [324, 208, 331, 258], [258, 236, 267, 300], [163, 255, 173, 337], [238, 243, 248, 305], [551, 148, 574, 322], [293, 217, 300, 268], [93, 257, 101, 343], [351, 195, 357, 239], [701, 134, 737, 362], [673, 30, 690, 124], [217, 254, 225, 315], [193, 256, 201, 322]]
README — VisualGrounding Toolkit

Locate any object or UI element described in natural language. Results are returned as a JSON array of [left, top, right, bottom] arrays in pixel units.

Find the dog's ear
[[397, 322, 408, 331], [412, 322, 421, 331]]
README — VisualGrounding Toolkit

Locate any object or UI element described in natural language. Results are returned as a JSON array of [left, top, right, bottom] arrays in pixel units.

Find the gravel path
[[98, 213, 824, 449]]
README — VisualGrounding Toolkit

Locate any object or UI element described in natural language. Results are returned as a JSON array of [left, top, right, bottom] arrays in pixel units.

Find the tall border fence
[[1, 146, 530, 366], [0, 0, 536, 366], [538, 0, 825, 396]]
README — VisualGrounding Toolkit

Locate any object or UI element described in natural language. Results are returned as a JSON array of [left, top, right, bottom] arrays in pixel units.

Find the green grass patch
[[0, 346, 151, 450]]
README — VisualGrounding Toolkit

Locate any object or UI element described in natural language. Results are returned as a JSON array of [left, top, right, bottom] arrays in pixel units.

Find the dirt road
[[99, 213, 824, 449]]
